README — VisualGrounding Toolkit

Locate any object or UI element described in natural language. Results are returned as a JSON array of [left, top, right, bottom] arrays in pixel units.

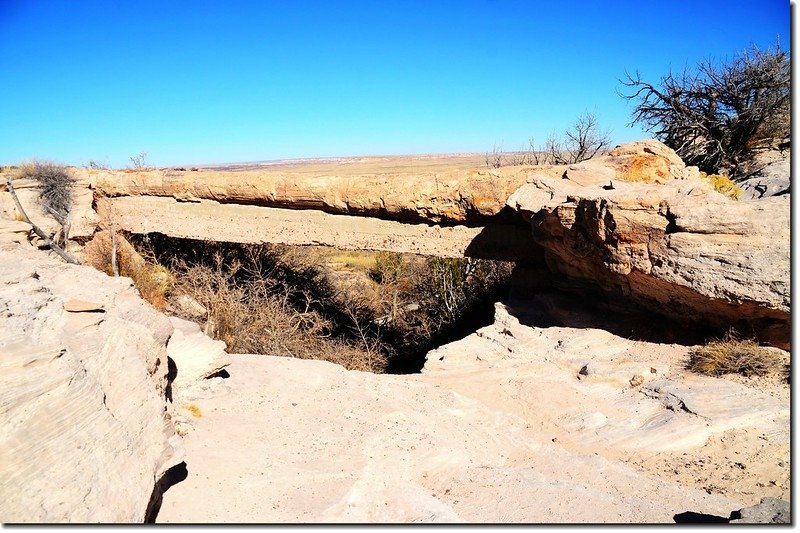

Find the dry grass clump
[[699, 172, 743, 200], [687, 333, 785, 377], [166, 243, 388, 373], [83, 231, 173, 310], [369, 252, 514, 368], [14, 161, 75, 221], [184, 403, 203, 418]]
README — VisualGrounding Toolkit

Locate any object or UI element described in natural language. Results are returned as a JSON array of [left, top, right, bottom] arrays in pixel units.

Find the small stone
[[629, 374, 645, 387], [63, 299, 105, 312]]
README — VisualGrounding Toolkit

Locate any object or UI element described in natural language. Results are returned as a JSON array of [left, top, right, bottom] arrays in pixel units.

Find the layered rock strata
[[0, 243, 182, 523], [505, 141, 790, 347]]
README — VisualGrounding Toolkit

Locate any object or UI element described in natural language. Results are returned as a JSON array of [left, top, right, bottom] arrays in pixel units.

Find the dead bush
[[83, 231, 173, 310], [486, 112, 610, 168], [370, 253, 514, 369], [687, 332, 786, 377], [154, 240, 389, 373], [14, 161, 74, 223], [622, 44, 790, 174]]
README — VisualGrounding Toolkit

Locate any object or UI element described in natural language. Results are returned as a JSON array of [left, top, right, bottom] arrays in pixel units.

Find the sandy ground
[[154, 301, 789, 524], [155, 358, 787, 522]]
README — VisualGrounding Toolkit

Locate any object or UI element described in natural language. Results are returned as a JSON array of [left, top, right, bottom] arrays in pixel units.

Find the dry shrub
[[687, 332, 785, 377], [14, 161, 74, 222], [699, 172, 743, 200], [168, 244, 387, 373], [83, 231, 173, 310], [370, 252, 514, 366]]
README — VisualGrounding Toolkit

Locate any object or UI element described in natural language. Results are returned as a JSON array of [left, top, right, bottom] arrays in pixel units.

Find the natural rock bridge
[[2, 140, 791, 348]]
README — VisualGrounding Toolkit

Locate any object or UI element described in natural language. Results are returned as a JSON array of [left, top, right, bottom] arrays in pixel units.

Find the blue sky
[[0, 1, 790, 167]]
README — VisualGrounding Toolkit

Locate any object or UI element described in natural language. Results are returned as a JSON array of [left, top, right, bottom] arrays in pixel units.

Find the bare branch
[[621, 44, 789, 173], [5, 177, 80, 265]]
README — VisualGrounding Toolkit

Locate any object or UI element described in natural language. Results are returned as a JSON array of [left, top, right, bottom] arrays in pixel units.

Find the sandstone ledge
[[0, 243, 183, 523]]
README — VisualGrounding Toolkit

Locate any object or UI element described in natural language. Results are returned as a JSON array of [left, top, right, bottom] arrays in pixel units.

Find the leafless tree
[[487, 113, 609, 168], [129, 151, 150, 171], [620, 45, 789, 173], [485, 144, 505, 169], [562, 112, 612, 163]]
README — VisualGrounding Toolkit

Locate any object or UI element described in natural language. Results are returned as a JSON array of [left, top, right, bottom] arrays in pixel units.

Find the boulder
[[506, 140, 790, 348], [166, 316, 230, 401], [730, 497, 790, 524], [734, 144, 790, 201], [0, 243, 182, 523]]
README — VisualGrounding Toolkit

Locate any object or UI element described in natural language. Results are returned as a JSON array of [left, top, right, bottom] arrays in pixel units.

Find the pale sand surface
[[156, 354, 775, 522]]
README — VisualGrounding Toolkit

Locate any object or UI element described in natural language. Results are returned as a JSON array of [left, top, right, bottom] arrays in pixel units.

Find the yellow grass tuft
[[699, 172, 743, 200], [83, 231, 174, 310], [184, 403, 203, 418], [687, 333, 784, 377]]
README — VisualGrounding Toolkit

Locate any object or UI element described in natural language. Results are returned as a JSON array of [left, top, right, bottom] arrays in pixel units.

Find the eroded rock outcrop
[[88, 140, 789, 346], [93, 163, 529, 224], [166, 316, 230, 402], [156, 353, 743, 523], [506, 140, 790, 347], [733, 141, 790, 200], [0, 243, 182, 523], [422, 301, 789, 505]]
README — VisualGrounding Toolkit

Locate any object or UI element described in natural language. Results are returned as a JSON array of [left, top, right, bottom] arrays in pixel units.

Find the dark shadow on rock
[[673, 511, 730, 524], [464, 222, 545, 265], [504, 289, 716, 347], [208, 368, 230, 379], [165, 356, 178, 403], [144, 461, 189, 523]]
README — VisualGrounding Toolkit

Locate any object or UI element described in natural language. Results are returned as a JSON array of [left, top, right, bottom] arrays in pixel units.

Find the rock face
[[733, 141, 790, 201], [730, 497, 790, 524], [156, 353, 742, 523], [506, 140, 790, 348], [0, 243, 182, 523], [166, 316, 230, 401], [93, 160, 529, 225]]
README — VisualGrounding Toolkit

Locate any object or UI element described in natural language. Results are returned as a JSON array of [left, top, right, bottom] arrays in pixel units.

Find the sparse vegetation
[[85, 234, 514, 374], [370, 252, 514, 366], [137, 239, 391, 373], [129, 151, 151, 171], [86, 160, 110, 171], [14, 161, 74, 226], [699, 172, 743, 200], [5, 161, 79, 264], [687, 332, 786, 377], [621, 44, 790, 174], [486, 112, 610, 168], [83, 231, 173, 310]]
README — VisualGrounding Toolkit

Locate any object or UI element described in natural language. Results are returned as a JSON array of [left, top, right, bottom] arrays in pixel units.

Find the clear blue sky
[[0, 0, 790, 167]]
